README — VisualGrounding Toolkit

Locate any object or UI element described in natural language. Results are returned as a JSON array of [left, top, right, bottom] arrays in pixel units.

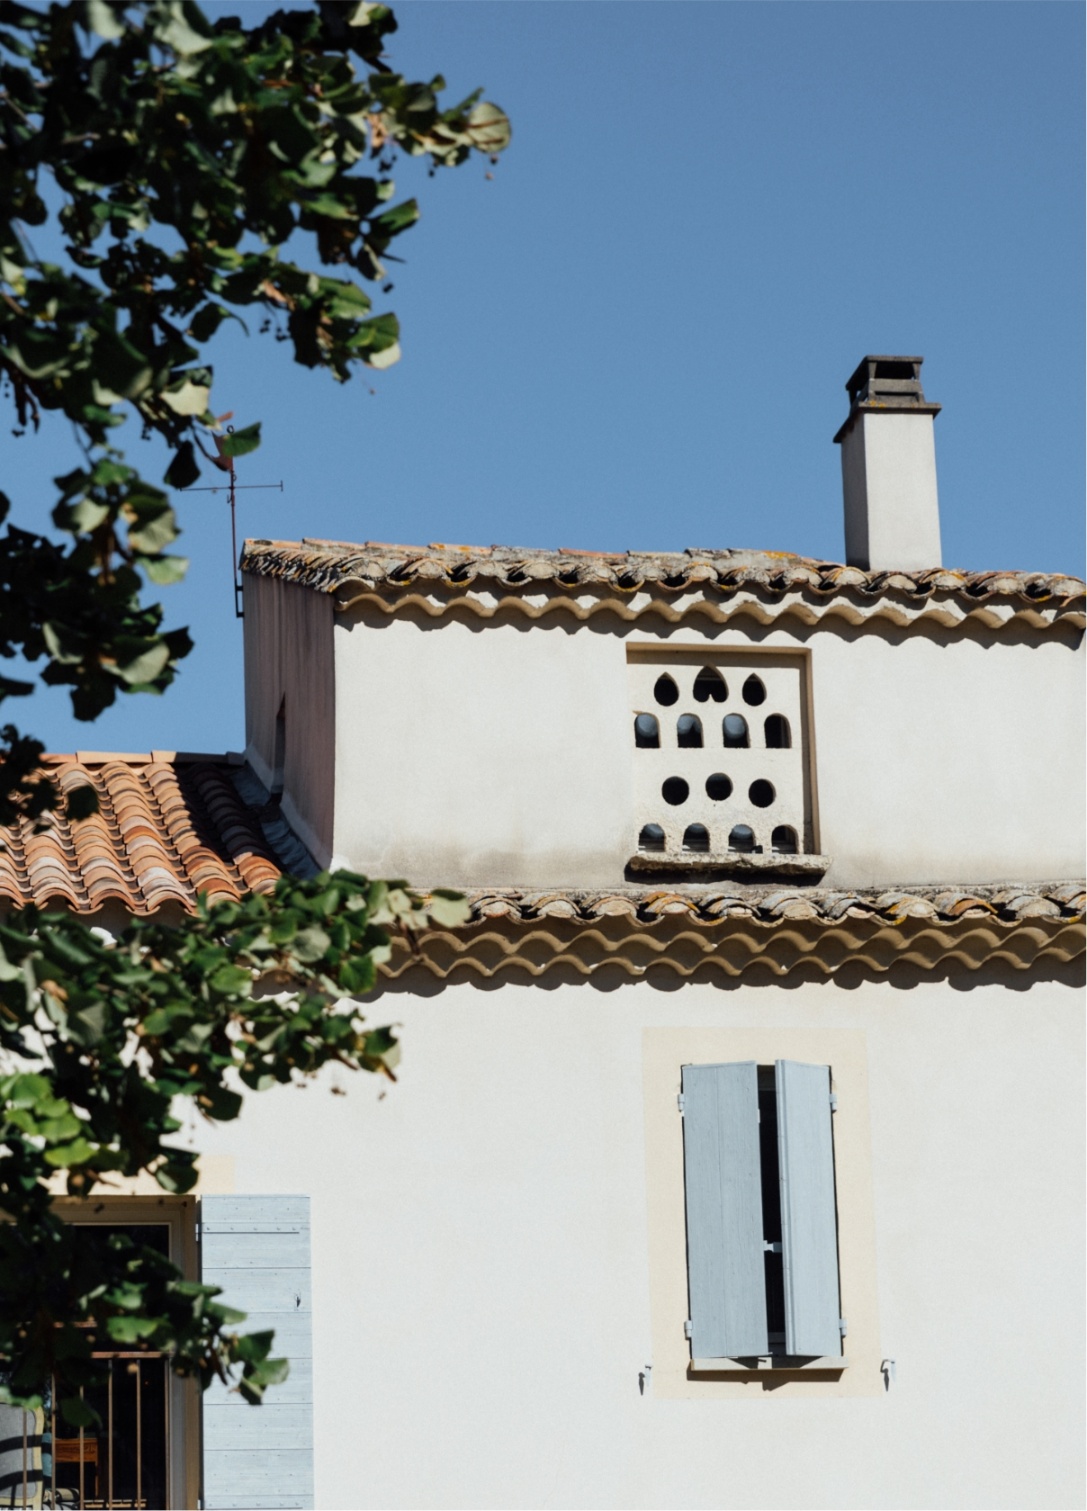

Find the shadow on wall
[[366, 952, 1085, 1001], [338, 597, 1080, 652]]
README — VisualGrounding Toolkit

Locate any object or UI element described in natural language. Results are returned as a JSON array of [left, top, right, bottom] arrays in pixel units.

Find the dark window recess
[[682, 824, 710, 852], [654, 674, 679, 707], [634, 713, 660, 748], [693, 667, 728, 704], [639, 823, 665, 851], [757, 1069, 787, 1346], [722, 713, 749, 748], [676, 714, 703, 748], [705, 773, 732, 801], [772, 825, 798, 854], [749, 779, 775, 809], [764, 714, 791, 749], [662, 777, 689, 806], [728, 824, 759, 853], [742, 675, 767, 707]]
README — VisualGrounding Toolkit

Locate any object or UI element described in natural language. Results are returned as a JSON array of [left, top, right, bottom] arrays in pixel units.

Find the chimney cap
[[834, 354, 941, 443]]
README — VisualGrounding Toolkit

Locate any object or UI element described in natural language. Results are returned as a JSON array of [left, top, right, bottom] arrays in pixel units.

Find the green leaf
[[65, 784, 99, 822], [114, 641, 171, 686], [160, 371, 212, 418], [164, 442, 200, 490], [83, 0, 127, 38], [106, 1314, 159, 1343], [143, 554, 190, 586], [218, 423, 261, 459]]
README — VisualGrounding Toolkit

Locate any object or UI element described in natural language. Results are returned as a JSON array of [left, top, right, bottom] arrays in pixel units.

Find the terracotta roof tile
[[240, 539, 1085, 635], [0, 755, 285, 917]]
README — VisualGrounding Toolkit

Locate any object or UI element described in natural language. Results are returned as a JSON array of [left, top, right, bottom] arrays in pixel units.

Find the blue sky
[[8, 0, 1084, 756]]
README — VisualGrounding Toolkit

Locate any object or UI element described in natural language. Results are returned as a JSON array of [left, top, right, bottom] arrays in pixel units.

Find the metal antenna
[[180, 425, 283, 617]]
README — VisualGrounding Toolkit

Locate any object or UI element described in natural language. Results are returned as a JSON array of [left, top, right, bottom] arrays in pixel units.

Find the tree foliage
[[0, 0, 502, 1416]]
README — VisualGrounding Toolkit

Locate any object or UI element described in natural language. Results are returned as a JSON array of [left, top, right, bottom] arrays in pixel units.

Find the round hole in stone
[[683, 824, 710, 852], [749, 779, 775, 808], [729, 824, 756, 852], [654, 674, 679, 707], [639, 823, 665, 851], [722, 713, 749, 748], [742, 674, 767, 706], [705, 773, 733, 801], [771, 825, 798, 854], [693, 667, 728, 704], [661, 776, 689, 806], [634, 713, 660, 748], [676, 713, 703, 748]]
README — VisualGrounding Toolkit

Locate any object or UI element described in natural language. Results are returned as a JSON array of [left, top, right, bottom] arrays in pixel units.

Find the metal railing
[[1, 1354, 168, 1510]]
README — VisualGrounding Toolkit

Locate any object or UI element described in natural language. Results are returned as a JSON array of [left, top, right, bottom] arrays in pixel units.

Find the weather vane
[[180, 415, 283, 618]]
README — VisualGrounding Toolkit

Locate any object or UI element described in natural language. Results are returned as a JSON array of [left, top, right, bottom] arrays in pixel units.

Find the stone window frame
[[625, 645, 826, 877]]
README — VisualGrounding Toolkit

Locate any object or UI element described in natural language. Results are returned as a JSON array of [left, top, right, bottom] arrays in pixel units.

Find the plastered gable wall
[[328, 599, 1085, 887], [243, 573, 336, 866]]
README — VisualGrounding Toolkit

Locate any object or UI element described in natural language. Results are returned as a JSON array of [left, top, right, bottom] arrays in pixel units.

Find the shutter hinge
[[839, 1317, 848, 1337], [829, 1093, 838, 1112], [194, 1221, 200, 1243], [677, 1093, 685, 1115], [763, 1241, 782, 1253], [684, 1320, 693, 1340]]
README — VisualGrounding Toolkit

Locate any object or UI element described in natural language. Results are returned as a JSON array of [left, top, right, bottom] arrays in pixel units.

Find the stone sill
[[627, 851, 831, 880], [690, 1355, 848, 1374]]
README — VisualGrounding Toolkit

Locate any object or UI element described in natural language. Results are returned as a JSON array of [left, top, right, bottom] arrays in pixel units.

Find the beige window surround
[[642, 1027, 882, 1398], [51, 1194, 202, 1509]]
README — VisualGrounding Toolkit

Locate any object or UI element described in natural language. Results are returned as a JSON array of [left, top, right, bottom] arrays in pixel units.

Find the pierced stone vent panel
[[627, 651, 821, 874]]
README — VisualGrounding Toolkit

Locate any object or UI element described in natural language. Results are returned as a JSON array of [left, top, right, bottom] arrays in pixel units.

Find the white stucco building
[[5, 357, 1083, 1510]]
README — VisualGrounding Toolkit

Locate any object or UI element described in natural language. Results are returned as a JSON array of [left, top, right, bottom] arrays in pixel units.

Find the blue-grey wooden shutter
[[775, 1060, 842, 1358], [200, 1196, 314, 1511], [681, 1062, 768, 1358]]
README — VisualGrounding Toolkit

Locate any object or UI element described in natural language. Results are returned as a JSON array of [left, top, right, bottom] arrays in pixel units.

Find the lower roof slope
[[0, 754, 1080, 978]]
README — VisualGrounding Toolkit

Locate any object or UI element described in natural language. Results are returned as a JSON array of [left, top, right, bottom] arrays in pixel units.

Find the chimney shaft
[[833, 355, 942, 571]]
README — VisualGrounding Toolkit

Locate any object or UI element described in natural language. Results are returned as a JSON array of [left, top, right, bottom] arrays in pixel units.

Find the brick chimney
[[833, 355, 942, 570]]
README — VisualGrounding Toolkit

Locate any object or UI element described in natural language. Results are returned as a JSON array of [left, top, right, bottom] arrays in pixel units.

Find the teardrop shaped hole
[[742, 674, 766, 706], [653, 674, 679, 707]]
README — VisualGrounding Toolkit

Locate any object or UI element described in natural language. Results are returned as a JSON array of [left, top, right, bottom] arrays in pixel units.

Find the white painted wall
[[196, 970, 1085, 1510], [327, 599, 1084, 888], [840, 411, 943, 571]]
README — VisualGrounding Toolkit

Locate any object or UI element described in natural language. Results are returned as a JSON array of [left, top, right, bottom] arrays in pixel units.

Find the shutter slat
[[201, 1195, 314, 1510], [682, 1062, 768, 1357], [776, 1060, 842, 1358]]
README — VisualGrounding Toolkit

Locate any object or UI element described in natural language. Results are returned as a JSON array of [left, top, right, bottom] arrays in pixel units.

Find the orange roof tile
[[0, 755, 284, 917]]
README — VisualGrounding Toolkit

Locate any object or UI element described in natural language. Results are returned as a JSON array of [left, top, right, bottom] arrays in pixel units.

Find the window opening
[[693, 667, 728, 704], [772, 826, 798, 854], [638, 823, 665, 851], [729, 824, 758, 852], [757, 1068, 787, 1345], [7, 1223, 175, 1511], [705, 773, 732, 802], [662, 777, 689, 806], [764, 713, 791, 749], [676, 714, 703, 749], [653, 674, 679, 707], [742, 675, 766, 706], [749, 779, 775, 808], [634, 713, 660, 748], [682, 824, 710, 852], [722, 713, 749, 748]]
